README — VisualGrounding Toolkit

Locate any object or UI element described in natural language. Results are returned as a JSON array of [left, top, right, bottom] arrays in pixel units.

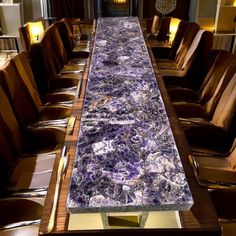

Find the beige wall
[[20, 0, 41, 23]]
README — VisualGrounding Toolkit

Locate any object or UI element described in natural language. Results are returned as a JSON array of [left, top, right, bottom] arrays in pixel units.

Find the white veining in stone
[[67, 17, 193, 213]]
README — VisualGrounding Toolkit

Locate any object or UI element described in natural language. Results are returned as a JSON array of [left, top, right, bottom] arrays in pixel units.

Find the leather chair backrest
[[169, 20, 188, 59], [179, 29, 205, 69], [199, 51, 234, 105], [185, 30, 213, 85], [157, 17, 171, 42], [42, 33, 62, 74], [211, 72, 236, 131], [18, 19, 45, 55], [19, 25, 31, 54], [175, 22, 200, 66], [12, 52, 43, 107], [204, 59, 236, 117], [45, 23, 69, 69], [0, 86, 24, 156], [151, 16, 184, 44], [0, 60, 40, 128], [61, 17, 74, 36], [230, 140, 236, 169], [30, 34, 59, 97], [0, 123, 19, 190], [54, 21, 74, 59]]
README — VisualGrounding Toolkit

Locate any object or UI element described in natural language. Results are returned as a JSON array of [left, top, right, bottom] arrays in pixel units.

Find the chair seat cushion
[[0, 198, 42, 227], [194, 155, 236, 184]]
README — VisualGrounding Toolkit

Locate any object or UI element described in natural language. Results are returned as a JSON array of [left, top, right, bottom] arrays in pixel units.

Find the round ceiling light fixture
[[155, 0, 177, 15]]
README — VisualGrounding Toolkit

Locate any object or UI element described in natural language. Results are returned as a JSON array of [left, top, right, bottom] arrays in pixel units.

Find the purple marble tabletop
[[67, 17, 193, 213]]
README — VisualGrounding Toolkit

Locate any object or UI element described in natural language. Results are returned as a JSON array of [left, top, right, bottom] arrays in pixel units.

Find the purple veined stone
[[67, 17, 193, 214]]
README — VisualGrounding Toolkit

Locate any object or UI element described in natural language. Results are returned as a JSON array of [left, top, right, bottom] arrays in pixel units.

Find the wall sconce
[[169, 17, 180, 44], [27, 21, 44, 43], [155, 0, 177, 15], [113, 0, 127, 4]]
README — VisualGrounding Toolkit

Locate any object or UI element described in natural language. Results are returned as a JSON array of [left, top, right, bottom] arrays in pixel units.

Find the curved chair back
[[0, 60, 40, 128], [30, 34, 59, 97], [12, 52, 43, 107], [0, 86, 24, 156], [175, 22, 200, 67], [199, 51, 235, 107], [169, 20, 188, 59], [19, 19, 45, 54], [212, 72, 236, 132], [54, 21, 74, 59], [45, 24, 69, 69]]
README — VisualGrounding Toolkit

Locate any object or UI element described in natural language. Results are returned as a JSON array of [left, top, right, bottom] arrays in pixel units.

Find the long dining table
[[39, 17, 221, 236]]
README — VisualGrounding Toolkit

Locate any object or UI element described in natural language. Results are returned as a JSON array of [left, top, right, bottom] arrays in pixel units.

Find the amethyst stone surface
[[67, 17, 193, 213]]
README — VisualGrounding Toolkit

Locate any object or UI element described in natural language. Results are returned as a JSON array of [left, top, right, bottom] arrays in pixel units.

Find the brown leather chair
[[151, 17, 188, 59], [0, 83, 65, 154], [182, 72, 236, 154], [165, 49, 223, 94], [189, 141, 236, 185], [12, 52, 76, 105], [29, 33, 81, 98], [0, 121, 56, 195], [0, 198, 42, 234], [18, 19, 45, 55], [0, 86, 64, 197], [157, 22, 200, 68], [61, 17, 89, 41], [0, 59, 72, 128], [172, 52, 236, 119], [45, 24, 86, 74], [157, 23, 213, 90], [188, 142, 236, 235], [54, 21, 89, 60]]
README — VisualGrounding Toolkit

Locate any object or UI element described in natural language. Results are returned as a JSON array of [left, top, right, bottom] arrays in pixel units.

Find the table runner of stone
[[67, 17, 193, 213]]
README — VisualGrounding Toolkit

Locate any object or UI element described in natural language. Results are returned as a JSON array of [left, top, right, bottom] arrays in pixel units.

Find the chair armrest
[[4, 188, 47, 198], [0, 219, 41, 230], [179, 117, 210, 126], [188, 155, 236, 190], [184, 124, 230, 153]]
